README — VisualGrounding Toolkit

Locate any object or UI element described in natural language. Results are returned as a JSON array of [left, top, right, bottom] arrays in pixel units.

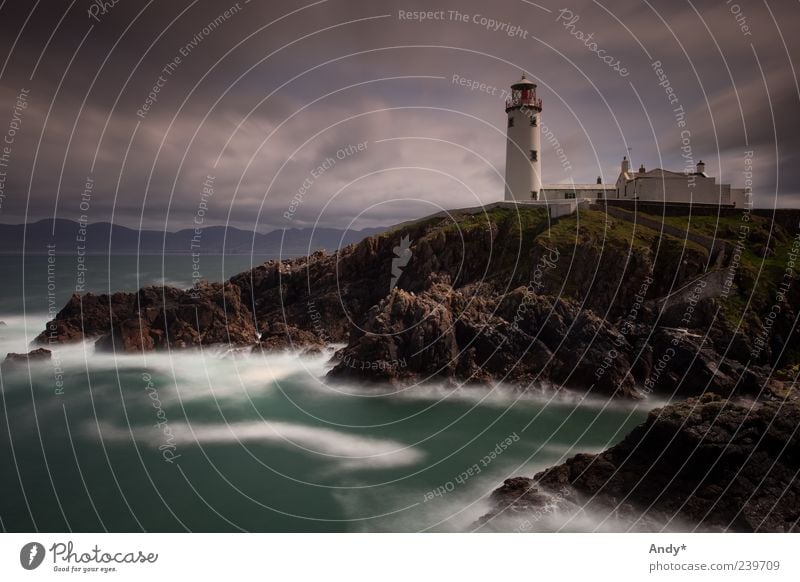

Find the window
[[507, 117, 514, 128], [529, 116, 537, 127], [531, 191, 537, 199], [565, 192, 576, 199], [530, 150, 538, 161]]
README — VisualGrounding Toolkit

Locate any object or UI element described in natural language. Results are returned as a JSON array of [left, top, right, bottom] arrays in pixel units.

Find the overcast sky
[[0, 0, 797, 232]]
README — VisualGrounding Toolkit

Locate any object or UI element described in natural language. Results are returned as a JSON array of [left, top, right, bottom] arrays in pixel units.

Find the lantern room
[[505, 75, 543, 112]]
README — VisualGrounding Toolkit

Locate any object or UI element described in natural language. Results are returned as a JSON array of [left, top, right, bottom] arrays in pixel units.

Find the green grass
[[638, 209, 797, 316], [541, 209, 708, 258]]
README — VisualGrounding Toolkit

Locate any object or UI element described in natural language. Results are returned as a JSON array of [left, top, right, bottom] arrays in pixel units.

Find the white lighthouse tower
[[504, 75, 542, 201]]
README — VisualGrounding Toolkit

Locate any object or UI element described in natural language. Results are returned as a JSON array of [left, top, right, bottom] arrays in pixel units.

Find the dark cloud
[[0, 0, 798, 231]]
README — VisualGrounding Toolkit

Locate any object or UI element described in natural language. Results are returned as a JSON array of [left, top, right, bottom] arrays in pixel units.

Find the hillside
[[33, 203, 799, 400]]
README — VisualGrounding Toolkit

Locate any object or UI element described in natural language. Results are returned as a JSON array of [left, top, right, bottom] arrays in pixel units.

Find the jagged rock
[[480, 394, 800, 532], [489, 477, 553, 512], [3, 348, 52, 368], [253, 322, 326, 353], [326, 283, 643, 396], [327, 284, 461, 384], [34, 206, 800, 399], [39, 282, 257, 352]]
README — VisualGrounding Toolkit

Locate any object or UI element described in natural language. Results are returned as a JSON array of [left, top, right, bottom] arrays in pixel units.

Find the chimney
[[597, 176, 602, 184], [621, 156, 629, 173], [697, 160, 705, 174], [639, 163, 646, 173]]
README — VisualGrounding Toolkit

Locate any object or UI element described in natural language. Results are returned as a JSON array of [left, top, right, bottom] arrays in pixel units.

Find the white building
[[503, 75, 542, 202], [540, 178, 616, 201], [730, 187, 751, 208], [611, 157, 748, 206], [502, 76, 612, 215], [501, 76, 750, 209]]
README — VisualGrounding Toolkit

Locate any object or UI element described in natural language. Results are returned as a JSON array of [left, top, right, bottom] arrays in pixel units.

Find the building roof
[[622, 168, 705, 182], [511, 74, 536, 88], [542, 183, 615, 190]]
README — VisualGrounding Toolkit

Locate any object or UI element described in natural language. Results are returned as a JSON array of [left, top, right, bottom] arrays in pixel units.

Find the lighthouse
[[504, 75, 542, 202]]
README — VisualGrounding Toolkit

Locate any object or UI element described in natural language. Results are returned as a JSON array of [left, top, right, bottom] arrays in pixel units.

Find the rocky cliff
[[479, 393, 800, 532], [35, 204, 799, 399]]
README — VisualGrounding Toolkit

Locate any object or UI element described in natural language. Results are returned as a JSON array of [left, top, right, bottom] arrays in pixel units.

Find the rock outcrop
[[253, 322, 327, 354], [3, 348, 52, 368], [327, 281, 640, 397], [37, 283, 258, 352], [35, 206, 800, 400], [479, 394, 800, 532]]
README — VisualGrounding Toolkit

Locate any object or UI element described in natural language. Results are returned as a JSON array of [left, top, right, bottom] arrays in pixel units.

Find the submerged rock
[[3, 348, 52, 368], [479, 394, 800, 532], [38, 282, 258, 352]]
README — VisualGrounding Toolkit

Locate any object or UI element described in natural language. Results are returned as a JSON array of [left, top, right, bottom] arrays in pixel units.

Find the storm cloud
[[0, 0, 797, 232]]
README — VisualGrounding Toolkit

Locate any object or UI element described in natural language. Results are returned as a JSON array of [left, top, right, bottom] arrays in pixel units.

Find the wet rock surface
[[3, 347, 52, 368], [479, 394, 800, 532], [37, 283, 258, 352]]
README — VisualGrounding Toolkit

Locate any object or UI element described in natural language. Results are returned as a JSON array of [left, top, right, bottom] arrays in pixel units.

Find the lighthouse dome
[[510, 74, 536, 90]]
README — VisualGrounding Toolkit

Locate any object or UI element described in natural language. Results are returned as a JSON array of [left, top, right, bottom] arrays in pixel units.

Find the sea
[[0, 253, 653, 532]]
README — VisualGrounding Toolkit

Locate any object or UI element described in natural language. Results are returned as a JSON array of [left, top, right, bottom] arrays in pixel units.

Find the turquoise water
[[0, 255, 652, 532]]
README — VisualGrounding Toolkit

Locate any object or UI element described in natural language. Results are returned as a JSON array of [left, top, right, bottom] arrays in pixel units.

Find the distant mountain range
[[0, 219, 386, 256]]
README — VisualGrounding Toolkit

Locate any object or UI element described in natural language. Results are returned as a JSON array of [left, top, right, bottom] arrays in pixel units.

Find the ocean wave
[[86, 419, 425, 471]]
